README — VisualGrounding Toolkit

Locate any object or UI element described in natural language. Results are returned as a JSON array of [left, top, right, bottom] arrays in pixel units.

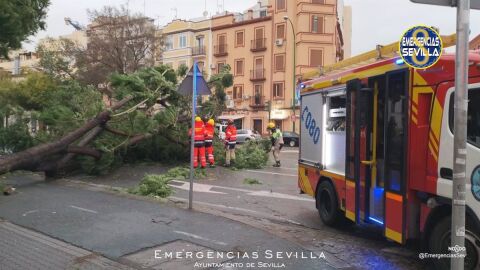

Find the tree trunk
[[0, 96, 133, 175]]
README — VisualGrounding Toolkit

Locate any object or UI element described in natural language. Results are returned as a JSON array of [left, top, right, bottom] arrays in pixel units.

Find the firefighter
[[267, 122, 284, 167], [224, 119, 237, 167], [205, 118, 215, 168], [188, 116, 207, 169]]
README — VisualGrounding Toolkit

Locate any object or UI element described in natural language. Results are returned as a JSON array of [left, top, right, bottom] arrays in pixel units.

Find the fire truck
[[298, 34, 480, 269]]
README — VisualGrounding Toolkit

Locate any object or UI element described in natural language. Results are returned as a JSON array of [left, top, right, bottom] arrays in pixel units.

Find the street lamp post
[[284, 16, 296, 133]]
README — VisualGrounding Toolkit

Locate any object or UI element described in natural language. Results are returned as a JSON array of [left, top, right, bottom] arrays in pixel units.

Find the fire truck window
[[385, 72, 407, 193], [449, 88, 480, 148]]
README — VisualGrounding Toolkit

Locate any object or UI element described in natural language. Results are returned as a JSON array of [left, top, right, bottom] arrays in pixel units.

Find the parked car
[[215, 123, 227, 140], [282, 131, 299, 147], [236, 129, 262, 143]]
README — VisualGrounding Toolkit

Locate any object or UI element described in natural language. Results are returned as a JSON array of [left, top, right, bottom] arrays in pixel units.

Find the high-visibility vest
[[189, 121, 206, 145], [205, 124, 214, 143], [225, 125, 237, 145]]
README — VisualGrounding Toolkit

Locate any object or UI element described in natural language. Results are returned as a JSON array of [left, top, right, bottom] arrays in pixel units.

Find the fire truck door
[[345, 80, 373, 223], [383, 70, 409, 244]]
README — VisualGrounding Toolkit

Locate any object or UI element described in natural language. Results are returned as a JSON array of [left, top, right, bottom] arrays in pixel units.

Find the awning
[[217, 115, 245, 120]]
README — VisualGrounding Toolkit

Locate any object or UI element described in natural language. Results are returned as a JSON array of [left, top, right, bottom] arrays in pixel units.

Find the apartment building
[[0, 50, 40, 76], [213, 0, 349, 134], [471, 34, 480, 50], [160, 17, 212, 76]]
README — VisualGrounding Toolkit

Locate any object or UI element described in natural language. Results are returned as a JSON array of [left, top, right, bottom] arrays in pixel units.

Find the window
[[165, 36, 173, 50], [233, 85, 244, 100], [253, 119, 263, 134], [235, 59, 244, 76], [273, 82, 284, 99], [260, 10, 267, 17], [274, 54, 285, 72], [236, 31, 244, 47], [179, 34, 187, 48], [276, 24, 286, 40], [385, 72, 408, 193], [310, 49, 323, 67], [276, 0, 286, 11], [449, 88, 480, 148], [274, 120, 283, 131], [217, 62, 225, 73], [311, 15, 324, 33], [312, 0, 325, 3]]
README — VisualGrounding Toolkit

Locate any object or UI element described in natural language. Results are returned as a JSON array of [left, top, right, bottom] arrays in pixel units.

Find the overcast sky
[[25, 0, 480, 55]]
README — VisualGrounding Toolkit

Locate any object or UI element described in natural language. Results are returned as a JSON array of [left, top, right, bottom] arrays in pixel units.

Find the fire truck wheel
[[428, 217, 480, 270], [316, 181, 341, 226]]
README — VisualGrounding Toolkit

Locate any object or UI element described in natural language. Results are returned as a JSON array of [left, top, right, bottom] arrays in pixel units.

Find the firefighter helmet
[[207, 119, 215, 126], [267, 122, 275, 129], [195, 116, 202, 122]]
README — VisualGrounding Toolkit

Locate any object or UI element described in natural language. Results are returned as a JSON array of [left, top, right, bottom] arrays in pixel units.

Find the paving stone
[[0, 220, 133, 270]]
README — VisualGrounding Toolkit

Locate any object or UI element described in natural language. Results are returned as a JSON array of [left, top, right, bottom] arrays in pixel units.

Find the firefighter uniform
[[267, 122, 284, 167], [224, 120, 237, 166], [189, 116, 207, 168], [205, 119, 215, 167]]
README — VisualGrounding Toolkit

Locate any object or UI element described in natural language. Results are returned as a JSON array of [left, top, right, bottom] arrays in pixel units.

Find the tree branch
[[67, 146, 101, 159]]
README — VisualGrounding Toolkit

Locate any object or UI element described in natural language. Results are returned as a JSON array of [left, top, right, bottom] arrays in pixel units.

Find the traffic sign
[[410, 0, 480, 9]]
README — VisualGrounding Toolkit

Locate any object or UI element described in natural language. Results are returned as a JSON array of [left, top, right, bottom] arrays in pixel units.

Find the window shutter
[[275, 55, 285, 72], [276, 24, 285, 39], [310, 50, 323, 67]]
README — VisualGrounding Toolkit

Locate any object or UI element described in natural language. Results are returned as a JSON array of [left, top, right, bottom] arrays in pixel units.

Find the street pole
[[451, 0, 470, 268], [285, 16, 296, 133], [189, 61, 198, 210]]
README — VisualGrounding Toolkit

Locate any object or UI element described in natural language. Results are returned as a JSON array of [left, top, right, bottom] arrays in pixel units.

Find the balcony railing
[[250, 95, 266, 108], [192, 46, 206, 56], [214, 44, 228, 57], [251, 38, 267, 52], [250, 69, 266, 81]]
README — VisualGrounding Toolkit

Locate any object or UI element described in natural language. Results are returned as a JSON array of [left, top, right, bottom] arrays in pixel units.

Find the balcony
[[250, 95, 266, 109], [214, 44, 228, 57], [250, 69, 266, 81], [192, 46, 206, 56], [251, 38, 267, 52]]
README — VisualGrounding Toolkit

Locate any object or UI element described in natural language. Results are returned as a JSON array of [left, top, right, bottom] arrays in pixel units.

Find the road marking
[[69, 205, 98, 214], [169, 181, 313, 202], [248, 190, 315, 202], [245, 170, 297, 177], [282, 150, 299, 153], [22, 210, 39, 217], [168, 182, 228, 194], [174, 230, 228, 246]]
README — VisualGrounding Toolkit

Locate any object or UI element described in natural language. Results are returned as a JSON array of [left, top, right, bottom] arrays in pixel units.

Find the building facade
[[470, 34, 480, 50], [159, 17, 212, 76], [212, 0, 349, 134]]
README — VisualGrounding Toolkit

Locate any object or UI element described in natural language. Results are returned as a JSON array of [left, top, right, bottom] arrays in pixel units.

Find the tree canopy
[[0, 0, 50, 58]]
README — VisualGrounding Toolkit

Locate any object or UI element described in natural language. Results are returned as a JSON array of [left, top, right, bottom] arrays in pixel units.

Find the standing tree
[[80, 6, 160, 86], [0, 0, 50, 58]]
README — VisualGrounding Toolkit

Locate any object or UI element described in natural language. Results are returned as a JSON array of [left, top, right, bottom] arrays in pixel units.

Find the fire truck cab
[[298, 51, 480, 269]]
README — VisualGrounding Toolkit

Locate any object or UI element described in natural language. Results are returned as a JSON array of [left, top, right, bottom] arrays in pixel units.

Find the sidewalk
[[0, 219, 133, 270]]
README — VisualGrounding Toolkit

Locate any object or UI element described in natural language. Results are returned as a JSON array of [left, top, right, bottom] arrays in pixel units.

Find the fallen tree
[[0, 65, 232, 177]]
